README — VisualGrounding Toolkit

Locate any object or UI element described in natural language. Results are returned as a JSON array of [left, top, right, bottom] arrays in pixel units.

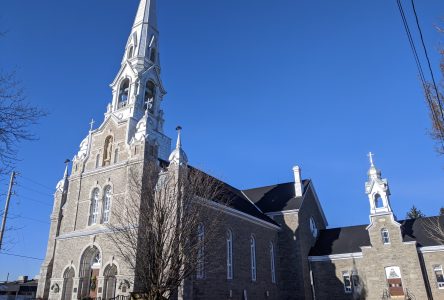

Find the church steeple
[[109, 0, 165, 123], [365, 152, 393, 216]]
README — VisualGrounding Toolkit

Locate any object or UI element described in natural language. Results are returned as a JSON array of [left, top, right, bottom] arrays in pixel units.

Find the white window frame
[[226, 230, 233, 280], [434, 265, 444, 289], [196, 224, 205, 279], [250, 235, 257, 282], [102, 186, 112, 224], [310, 217, 318, 238], [342, 271, 352, 293], [270, 242, 276, 283], [89, 189, 100, 225], [381, 228, 390, 244]]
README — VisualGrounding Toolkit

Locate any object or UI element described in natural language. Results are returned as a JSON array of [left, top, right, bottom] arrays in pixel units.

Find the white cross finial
[[89, 119, 95, 132], [368, 152, 375, 167]]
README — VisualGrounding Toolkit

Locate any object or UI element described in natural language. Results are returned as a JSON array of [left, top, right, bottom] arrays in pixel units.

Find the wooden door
[[89, 269, 100, 299], [388, 278, 404, 297]]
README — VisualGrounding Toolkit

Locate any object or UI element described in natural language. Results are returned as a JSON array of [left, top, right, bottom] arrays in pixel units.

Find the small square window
[[342, 271, 352, 293], [434, 265, 444, 289]]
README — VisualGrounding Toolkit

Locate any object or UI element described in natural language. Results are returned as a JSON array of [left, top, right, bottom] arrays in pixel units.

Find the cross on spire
[[367, 152, 375, 167], [89, 119, 95, 132]]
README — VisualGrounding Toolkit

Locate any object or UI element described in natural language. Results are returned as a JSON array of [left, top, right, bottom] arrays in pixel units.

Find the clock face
[[310, 217, 318, 238]]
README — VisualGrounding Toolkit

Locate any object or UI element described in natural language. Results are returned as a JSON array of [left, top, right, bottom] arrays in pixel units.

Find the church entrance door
[[385, 266, 404, 298]]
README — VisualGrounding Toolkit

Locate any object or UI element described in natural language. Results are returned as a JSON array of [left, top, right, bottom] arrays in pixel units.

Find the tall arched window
[[381, 228, 390, 244], [61, 267, 75, 300], [197, 223, 205, 279], [250, 235, 256, 282], [102, 186, 112, 224], [103, 264, 118, 300], [103, 136, 113, 166], [226, 230, 233, 280], [88, 188, 100, 225], [144, 81, 155, 113], [118, 79, 130, 109], [79, 246, 101, 298], [270, 242, 276, 283]]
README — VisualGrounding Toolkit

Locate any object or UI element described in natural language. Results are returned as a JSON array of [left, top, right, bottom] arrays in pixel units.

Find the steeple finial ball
[[176, 126, 182, 131]]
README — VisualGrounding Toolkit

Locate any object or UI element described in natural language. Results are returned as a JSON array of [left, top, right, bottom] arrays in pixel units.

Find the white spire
[[169, 126, 188, 166], [133, 0, 158, 30], [364, 152, 392, 216]]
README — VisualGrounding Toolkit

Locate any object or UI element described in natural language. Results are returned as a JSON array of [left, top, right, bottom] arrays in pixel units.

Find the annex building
[[37, 0, 444, 299]]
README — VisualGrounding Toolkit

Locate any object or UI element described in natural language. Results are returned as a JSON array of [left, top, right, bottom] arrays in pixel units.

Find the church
[[37, 0, 444, 299]]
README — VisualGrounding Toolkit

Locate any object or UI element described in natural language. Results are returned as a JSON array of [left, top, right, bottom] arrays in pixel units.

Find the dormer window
[[381, 228, 390, 244], [118, 79, 130, 109]]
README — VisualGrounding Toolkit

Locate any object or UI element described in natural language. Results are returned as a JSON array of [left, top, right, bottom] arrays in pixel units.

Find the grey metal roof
[[242, 180, 310, 213], [309, 215, 444, 256]]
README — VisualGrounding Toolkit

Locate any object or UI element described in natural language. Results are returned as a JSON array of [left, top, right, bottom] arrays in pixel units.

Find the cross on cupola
[[364, 152, 392, 216]]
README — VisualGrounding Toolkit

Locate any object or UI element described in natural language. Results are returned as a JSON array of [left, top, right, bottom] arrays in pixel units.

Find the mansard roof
[[309, 215, 444, 256], [242, 180, 311, 213]]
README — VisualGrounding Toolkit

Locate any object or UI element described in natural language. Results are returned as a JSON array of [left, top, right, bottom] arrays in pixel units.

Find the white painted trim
[[240, 190, 264, 214], [57, 225, 136, 241], [308, 252, 363, 262], [419, 245, 444, 253], [196, 198, 280, 230], [266, 209, 299, 217]]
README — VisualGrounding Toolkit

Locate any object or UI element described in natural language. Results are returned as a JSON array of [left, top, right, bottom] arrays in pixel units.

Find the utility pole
[[0, 171, 16, 250]]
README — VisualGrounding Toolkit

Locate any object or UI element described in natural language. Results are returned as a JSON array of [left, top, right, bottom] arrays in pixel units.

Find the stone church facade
[[37, 1, 444, 299]]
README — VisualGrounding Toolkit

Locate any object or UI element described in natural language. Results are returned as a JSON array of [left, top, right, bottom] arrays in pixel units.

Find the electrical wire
[[0, 252, 43, 261], [15, 184, 53, 197], [396, 0, 444, 151], [410, 0, 444, 121], [17, 174, 54, 192]]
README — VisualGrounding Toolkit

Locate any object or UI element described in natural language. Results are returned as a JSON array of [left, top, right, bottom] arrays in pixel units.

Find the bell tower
[[106, 0, 170, 160], [365, 152, 393, 216]]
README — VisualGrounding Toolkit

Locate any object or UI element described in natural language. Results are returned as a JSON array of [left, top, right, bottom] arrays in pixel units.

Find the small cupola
[[168, 126, 188, 166], [365, 152, 392, 216]]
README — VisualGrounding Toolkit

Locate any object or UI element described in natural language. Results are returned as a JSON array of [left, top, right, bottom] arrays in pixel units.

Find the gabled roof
[[242, 180, 310, 213], [309, 215, 444, 256], [309, 225, 371, 256]]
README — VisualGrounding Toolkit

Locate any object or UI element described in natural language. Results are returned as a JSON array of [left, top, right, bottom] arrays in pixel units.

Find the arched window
[[196, 223, 205, 279], [150, 47, 157, 62], [310, 217, 318, 238], [88, 188, 100, 225], [226, 230, 233, 280], [270, 242, 276, 283], [250, 235, 256, 282], [127, 46, 134, 59], [114, 148, 119, 164], [102, 186, 112, 224], [103, 136, 113, 166], [144, 81, 155, 113], [118, 79, 130, 109], [103, 264, 118, 300], [61, 267, 75, 300], [381, 228, 390, 244], [375, 194, 383, 208]]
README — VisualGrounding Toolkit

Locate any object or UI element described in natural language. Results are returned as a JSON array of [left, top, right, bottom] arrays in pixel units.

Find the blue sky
[[1, 0, 444, 281]]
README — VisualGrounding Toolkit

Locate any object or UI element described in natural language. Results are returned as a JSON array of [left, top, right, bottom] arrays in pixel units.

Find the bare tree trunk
[[107, 160, 230, 299]]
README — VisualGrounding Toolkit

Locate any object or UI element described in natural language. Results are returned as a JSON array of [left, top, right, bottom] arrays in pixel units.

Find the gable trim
[[308, 252, 363, 262]]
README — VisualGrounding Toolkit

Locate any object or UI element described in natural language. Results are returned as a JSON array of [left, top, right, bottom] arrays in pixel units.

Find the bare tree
[[424, 216, 444, 245], [423, 24, 444, 154], [107, 160, 231, 300]]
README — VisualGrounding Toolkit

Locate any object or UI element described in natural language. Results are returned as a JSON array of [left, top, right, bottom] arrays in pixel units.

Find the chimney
[[293, 165, 303, 197], [18, 276, 28, 283]]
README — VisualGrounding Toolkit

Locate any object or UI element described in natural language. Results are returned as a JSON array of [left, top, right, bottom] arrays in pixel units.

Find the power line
[[16, 194, 53, 207], [396, 0, 444, 151], [15, 184, 53, 197], [17, 174, 54, 192], [9, 213, 49, 225], [0, 252, 43, 261], [410, 0, 444, 122]]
